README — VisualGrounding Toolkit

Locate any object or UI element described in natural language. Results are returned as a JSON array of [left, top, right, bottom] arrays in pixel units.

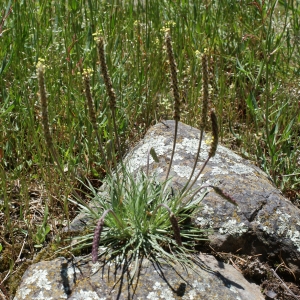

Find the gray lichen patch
[[126, 123, 264, 182], [15, 269, 54, 300], [14, 258, 74, 300], [255, 209, 300, 252], [146, 282, 175, 300], [287, 229, 300, 252], [218, 219, 248, 236], [173, 164, 203, 181], [21, 269, 52, 291], [181, 280, 211, 300], [126, 134, 173, 173], [195, 204, 215, 228]]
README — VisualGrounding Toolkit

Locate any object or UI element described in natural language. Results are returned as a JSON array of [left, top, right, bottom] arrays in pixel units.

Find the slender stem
[[165, 120, 178, 182], [83, 72, 110, 173], [180, 129, 204, 196], [182, 111, 218, 198], [182, 156, 210, 200], [37, 62, 86, 211], [181, 54, 209, 195]]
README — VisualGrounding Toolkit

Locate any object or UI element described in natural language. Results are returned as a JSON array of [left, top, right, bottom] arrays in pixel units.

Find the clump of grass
[[71, 168, 207, 273]]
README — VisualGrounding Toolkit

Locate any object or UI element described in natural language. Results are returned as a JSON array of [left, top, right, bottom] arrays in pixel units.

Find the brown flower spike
[[97, 37, 116, 110], [97, 37, 121, 160], [92, 209, 122, 263], [165, 32, 180, 121], [169, 213, 182, 246], [210, 186, 238, 206], [209, 110, 218, 158], [152, 203, 182, 246], [201, 54, 209, 130]]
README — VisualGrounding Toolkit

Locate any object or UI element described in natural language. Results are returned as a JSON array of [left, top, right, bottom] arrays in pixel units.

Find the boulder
[[13, 254, 264, 300], [124, 120, 300, 279]]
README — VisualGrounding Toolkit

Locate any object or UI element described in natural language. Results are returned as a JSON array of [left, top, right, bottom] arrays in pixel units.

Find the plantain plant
[[37, 32, 237, 278]]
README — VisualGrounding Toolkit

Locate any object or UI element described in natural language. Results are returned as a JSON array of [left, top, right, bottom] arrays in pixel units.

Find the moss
[[1, 243, 25, 272], [7, 230, 83, 298], [8, 261, 31, 297]]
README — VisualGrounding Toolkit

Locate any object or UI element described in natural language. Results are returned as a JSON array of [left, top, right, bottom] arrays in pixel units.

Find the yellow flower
[[82, 68, 93, 76], [160, 26, 170, 33], [36, 59, 46, 71], [166, 20, 176, 27], [92, 30, 103, 41], [205, 134, 213, 145]]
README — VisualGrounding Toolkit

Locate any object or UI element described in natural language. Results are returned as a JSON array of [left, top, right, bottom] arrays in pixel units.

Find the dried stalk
[[165, 32, 180, 183]]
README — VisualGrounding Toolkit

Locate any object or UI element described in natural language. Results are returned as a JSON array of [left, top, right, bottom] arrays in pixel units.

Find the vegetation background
[[0, 0, 299, 297]]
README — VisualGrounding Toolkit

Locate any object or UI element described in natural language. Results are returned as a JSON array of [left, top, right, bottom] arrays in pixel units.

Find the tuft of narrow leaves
[[69, 167, 208, 272]]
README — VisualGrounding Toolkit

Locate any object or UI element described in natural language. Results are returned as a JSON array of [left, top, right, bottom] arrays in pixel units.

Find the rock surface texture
[[14, 120, 300, 298], [13, 254, 264, 300], [125, 121, 300, 278]]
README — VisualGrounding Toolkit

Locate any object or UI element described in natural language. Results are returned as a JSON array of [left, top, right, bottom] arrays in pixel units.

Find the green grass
[[0, 0, 300, 297]]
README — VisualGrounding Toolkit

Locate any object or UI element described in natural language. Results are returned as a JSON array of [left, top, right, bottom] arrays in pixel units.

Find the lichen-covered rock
[[125, 120, 300, 279], [15, 120, 299, 298], [14, 254, 264, 299]]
